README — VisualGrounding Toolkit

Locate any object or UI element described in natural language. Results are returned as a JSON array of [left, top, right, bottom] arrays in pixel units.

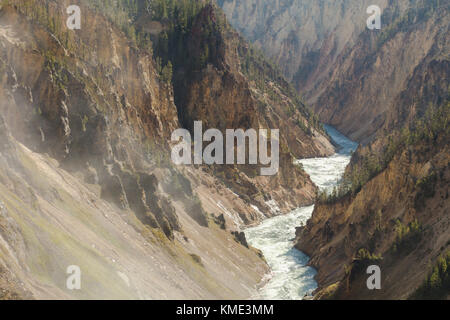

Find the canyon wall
[[0, 0, 333, 299], [219, 0, 449, 299], [295, 3, 449, 299], [296, 122, 449, 299], [218, 0, 447, 142]]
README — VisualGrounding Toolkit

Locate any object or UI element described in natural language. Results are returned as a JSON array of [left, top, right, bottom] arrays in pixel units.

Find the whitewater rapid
[[245, 125, 358, 300]]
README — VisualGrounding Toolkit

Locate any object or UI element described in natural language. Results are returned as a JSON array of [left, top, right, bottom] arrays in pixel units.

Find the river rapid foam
[[245, 125, 358, 300]]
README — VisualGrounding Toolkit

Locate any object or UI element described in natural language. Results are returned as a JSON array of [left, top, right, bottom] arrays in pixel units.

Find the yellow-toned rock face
[[220, 0, 449, 143], [0, 1, 336, 299], [221, 0, 449, 300], [296, 122, 449, 299]]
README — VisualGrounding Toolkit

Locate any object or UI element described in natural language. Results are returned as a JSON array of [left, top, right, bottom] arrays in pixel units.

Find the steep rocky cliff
[[147, 2, 334, 215], [218, 0, 386, 86], [313, 0, 449, 142], [0, 0, 334, 299], [218, 0, 448, 143], [295, 49, 449, 297], [296, 105, 449, 299], [220, 0, 449, 299], [295, 41, 449, 302], [293, 2, 449, 299]]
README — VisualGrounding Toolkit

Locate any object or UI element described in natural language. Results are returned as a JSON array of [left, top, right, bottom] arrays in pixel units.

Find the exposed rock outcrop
[[220, 0, 449, 299], [218, 0, 449, 143], [296, 128, 449, 299], [313, 1, 449, 142], [0, 0, 335, 299]]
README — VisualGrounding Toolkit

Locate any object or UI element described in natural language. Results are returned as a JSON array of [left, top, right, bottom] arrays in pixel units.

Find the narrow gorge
[[245, 125, 358, 300], [0, 0, 448, 301], [220, 0, 449, 299]]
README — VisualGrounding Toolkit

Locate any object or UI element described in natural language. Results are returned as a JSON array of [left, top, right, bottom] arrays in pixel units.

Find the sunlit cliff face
[[0, 0, 333, 299], [0, 0, 448, 301]]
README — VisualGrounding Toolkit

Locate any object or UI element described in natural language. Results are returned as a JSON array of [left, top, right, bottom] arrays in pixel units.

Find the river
[[244, 125, 358, 300]]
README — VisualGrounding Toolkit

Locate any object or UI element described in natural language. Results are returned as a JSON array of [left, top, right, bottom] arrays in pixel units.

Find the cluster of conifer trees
[[318, 101, 449, 204]]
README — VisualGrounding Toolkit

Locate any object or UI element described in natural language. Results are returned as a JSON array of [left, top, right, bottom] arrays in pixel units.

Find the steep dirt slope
[[0, 116, 268, 299], [296, 74, 449, 300], [0, 0, 271, 299], [0, 0, 335, 299]]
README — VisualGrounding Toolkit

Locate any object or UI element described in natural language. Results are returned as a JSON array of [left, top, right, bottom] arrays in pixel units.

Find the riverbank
[[245, 126, 358, 300]]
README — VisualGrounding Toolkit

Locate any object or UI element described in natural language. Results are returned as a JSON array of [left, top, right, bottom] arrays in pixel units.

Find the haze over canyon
[[0, 0, 448, 300]]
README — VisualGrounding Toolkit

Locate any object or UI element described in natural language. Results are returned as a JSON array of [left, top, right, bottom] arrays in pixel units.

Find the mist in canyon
[[0, 0, 448, 300]]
